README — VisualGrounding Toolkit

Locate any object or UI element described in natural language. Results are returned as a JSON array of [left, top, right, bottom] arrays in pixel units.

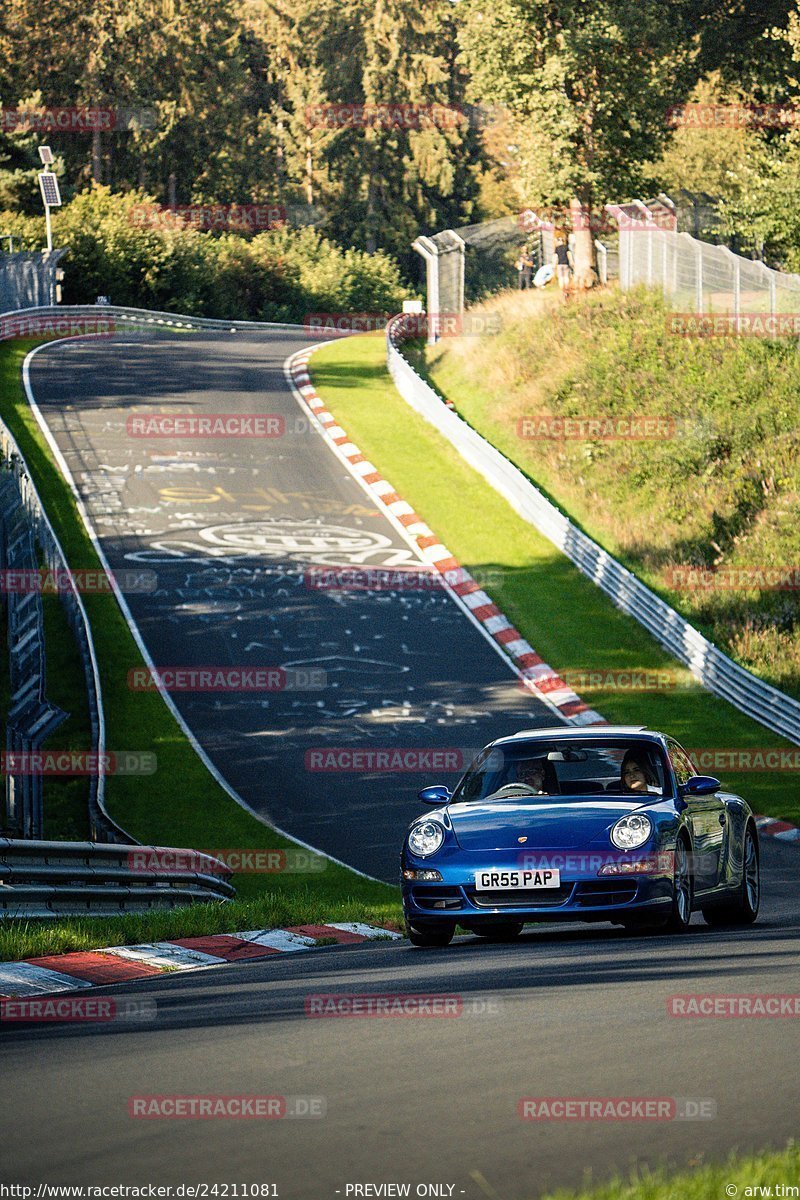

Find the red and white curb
[[754, 815, 800, 843], [287, 348, 605, 728], [0, 923, 401, 999]]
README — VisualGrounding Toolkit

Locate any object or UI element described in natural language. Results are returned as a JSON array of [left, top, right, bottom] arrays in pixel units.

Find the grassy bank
[[309, 333, 800, 826], [534, 1142, 798, 1200], [0, 337, 399, 962], [423, 285, 800, 702]]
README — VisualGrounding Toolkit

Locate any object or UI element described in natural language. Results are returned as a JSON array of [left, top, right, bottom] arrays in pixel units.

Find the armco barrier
[[0, 302, 303, 845], [0, 472, 68, 838], [0, 420, 127, 845], [0, 839, 234, 917], [0, 302, 298, 335], [386, 315, 800, 746]]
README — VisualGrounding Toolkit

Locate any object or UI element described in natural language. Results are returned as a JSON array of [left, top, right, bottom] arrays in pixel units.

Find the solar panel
[[38, 172, 62, 207]]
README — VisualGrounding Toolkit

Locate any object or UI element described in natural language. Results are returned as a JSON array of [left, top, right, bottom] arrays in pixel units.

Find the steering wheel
[[485, 783, 541, 799]]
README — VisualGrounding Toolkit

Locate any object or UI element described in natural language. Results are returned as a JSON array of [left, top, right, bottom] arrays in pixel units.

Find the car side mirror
[[418, 785, 452, 806], [680, 775, 720, 797]]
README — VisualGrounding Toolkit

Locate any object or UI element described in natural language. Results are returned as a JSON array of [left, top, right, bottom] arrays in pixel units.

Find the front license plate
[[475, 868, 561, 890]]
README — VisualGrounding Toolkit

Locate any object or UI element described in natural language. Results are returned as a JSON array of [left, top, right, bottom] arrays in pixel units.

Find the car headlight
[[407, 820, 445, 857], [610, 813, 652, 850]]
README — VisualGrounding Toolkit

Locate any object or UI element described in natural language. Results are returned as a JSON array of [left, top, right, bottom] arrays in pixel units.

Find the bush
[[0, 185, 412, 320]]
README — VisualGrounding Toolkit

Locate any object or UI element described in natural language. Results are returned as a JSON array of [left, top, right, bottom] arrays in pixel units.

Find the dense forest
[[3, 0, 800, 276]]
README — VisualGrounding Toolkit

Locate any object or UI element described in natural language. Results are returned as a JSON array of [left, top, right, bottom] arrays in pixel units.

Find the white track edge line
[[22, 338, 387, 886]]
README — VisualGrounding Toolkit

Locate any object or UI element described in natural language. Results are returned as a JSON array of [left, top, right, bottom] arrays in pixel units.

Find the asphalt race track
[[26, 328, 558, 879], [2, 838, 799, 1197], [7, 327, 799, 1199]]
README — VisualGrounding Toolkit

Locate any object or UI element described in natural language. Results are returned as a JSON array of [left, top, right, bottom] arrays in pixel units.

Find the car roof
[[491, 726, 661, 748]]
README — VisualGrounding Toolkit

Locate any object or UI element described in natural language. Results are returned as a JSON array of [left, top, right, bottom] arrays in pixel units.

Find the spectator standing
[[516, 245, 534, 289], [554, 237, 571, 291]]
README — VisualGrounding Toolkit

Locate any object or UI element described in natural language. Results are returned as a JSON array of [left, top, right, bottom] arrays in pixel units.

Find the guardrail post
[[412, 236, 440, 345], [764, 263, 777, 316], [595, 240, 607, 285]]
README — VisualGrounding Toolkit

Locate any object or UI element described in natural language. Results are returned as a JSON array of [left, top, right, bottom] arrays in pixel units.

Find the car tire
[[662, 835, 694, 933], [471, 921, 524, 942], [405, 920, 455, 948], [703, 824, 760, 927]]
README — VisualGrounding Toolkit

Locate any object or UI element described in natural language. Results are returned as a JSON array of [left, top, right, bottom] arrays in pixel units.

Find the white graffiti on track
[[197, 519, 410, 563], [123, 519, 419, 566], [279, 655, 410, 677]]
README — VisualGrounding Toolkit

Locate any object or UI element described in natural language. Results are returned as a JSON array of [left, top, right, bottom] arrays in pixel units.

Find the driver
[[516, 758, 548, 794]]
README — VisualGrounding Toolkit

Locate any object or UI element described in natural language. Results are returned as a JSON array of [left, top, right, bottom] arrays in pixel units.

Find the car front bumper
[[401, 866, 673, 924]]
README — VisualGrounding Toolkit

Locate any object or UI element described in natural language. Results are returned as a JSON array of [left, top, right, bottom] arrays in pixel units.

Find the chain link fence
[[414, 216, 547, 321], [413, 212, 618, 338], [613, 201, 800, 321]]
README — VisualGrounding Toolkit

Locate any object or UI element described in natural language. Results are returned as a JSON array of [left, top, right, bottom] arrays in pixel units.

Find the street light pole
[[36, 147, 61, 302], [43, 203, 53, 253]]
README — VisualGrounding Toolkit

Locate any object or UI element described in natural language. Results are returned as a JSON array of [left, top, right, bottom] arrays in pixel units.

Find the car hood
[[447, 798, 654, 850]]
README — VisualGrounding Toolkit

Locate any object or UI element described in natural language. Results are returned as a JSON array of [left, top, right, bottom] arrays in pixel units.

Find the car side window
[[667, 740, 694, 787], [456, 750, 488, 801]]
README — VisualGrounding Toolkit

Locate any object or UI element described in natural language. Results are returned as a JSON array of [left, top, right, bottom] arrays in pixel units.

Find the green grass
[[40, 587, 93, 840], [525, 1141, 799, 1200], [309, 333, 800, 826], [424, 285, 800, 701], [0, 338, 399, 961], [0, 890, 401, 963]]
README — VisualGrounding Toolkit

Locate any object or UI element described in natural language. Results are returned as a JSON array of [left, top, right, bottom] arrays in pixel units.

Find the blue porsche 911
[[401, 726, 760, 947]]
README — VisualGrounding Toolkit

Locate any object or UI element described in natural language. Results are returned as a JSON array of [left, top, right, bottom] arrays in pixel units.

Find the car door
[[667, 739, 725, 891]]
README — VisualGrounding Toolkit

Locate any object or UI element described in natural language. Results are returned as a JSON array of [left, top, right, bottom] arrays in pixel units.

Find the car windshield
[[451, 739, 667, 802]]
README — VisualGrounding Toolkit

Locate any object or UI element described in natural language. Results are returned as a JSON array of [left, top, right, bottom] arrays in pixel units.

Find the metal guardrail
[[0, 839, 234, 917], [386, 315, 800, 746], [0, 302, 304, 846], [0, 472, 68, 838], [0, 301, 288, 843], [0, 302, 304, 915], [0, 419, 129, 844], [0, 302, 299, 334]]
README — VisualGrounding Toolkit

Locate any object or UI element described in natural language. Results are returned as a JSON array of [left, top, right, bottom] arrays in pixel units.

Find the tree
[[351, 0, 484, 265], [457, 0, 699, 280]]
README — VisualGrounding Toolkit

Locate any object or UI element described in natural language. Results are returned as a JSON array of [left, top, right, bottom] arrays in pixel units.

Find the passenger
[[620, 749, 657, 794]]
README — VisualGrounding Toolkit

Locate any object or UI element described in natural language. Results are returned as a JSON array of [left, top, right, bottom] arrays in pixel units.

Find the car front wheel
[[663, 837, 694, 932], [405, 920, 455, 947]]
